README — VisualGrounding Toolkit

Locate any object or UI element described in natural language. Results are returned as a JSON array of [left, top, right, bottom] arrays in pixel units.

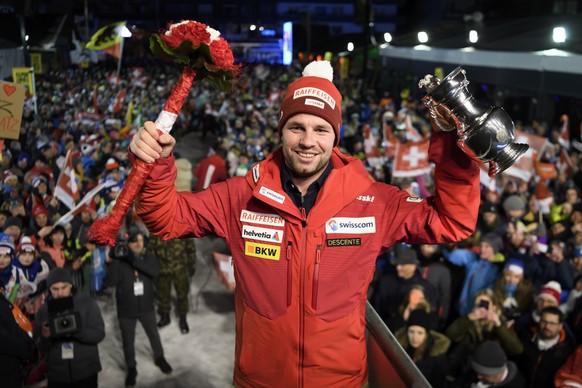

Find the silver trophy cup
[[418, 67, 529, 177]]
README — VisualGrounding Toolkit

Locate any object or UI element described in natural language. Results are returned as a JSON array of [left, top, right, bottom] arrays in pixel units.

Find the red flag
[[106, 72, 121, 86], [515, 130, 548, 160], [110, 88, 127, 114], [503, 146, 535, 182], [558, 114, 570, 150], [103, 42, 121, 59], [402, 113, 424, 142], [53, 150, 80, 210], [212, 252, 235, 291], [363, 124, 381, 157], [534, 161, 557, 180], [557, 148, 575, 176], [392, 140, 431, 177], [130, 67, 149, 88]]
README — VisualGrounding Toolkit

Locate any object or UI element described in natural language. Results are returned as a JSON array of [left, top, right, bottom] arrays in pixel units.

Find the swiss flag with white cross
[[392, 140, 432, 177]]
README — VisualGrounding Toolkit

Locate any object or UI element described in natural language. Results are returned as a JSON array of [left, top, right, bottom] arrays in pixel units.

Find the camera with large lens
[[113, 233, 129, 259], [47, 296, 81, 337]]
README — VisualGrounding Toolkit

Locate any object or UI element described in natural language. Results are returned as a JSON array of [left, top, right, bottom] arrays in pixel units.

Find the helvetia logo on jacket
[[245, 241, 281, 261], [325, 217, 376, 234], [242, 225, 283, 243]]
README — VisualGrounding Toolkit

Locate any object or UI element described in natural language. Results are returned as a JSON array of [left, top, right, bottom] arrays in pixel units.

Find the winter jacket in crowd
[[519, 327, 575, 388], [33, 290, 105, 384], [443, 249, 500, 315], [0, 293, 36, 388], [373, 271, 438, 332], [104, 248, 160, 317], [445, 314, 524, 357], [395, 328, 450, 388]]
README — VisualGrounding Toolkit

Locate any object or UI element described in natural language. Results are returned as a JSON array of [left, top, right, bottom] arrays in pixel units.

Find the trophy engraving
[[419, 67, 529, 177]]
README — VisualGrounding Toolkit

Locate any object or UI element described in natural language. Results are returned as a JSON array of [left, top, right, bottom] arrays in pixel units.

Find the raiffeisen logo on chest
[[325, 217, 376, 234], [240, 210, 285, 227]]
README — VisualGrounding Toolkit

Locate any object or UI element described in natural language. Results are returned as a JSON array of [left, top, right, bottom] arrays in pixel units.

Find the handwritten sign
[[0, 81, 25, 140], [12, 67, 34, 96]]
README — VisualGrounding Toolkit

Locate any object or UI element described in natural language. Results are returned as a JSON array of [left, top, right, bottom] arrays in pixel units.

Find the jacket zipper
[[286, 242, 293, 307], [299, 207, 308, 388], [312, 244, 322, 309]]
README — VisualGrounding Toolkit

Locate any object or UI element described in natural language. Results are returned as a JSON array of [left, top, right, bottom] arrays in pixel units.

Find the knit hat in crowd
[[537, 280, 562, 305], [480, 233, 503, 254], [47, 268, 73, 287], [32, 204, 49, 219], [278, 60, 343, 146], [504, 258, 525, 276], [32, 175, 47, 189], [392, 244, 420, 265], [480, 201, 498, 214], [0, 233, 15, 256], [105, 157, 120, 171], [17, 236, 36, 253], [470, 340, 507, 376], [502, 195, 526, 213], [3, 216, 23, 232], [407, 309, 433, 331]]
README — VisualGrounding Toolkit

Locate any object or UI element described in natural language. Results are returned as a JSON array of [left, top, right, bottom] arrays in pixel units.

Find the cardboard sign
[[0, 81, 25, 139]]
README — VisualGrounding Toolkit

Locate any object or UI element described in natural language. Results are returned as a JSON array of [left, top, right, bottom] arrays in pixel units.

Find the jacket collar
[[246, 147, 374, 226]]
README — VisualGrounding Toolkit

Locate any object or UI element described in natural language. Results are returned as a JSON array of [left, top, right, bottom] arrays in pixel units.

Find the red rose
[[209, 37, 237, 71], [162, 21, 211, 49]]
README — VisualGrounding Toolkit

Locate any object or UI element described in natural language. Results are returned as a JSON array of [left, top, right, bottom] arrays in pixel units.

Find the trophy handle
[[422, 96, 460, 132]]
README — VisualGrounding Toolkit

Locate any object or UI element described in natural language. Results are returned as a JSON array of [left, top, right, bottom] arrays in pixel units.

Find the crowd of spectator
[[1, 56, 582, 387]]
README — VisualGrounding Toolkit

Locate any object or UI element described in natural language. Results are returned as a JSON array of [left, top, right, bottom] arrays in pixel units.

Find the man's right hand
[[129, 121, 177, 163]]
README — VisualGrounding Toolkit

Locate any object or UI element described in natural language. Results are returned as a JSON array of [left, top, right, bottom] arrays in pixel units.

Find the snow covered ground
[[97, 236, 236, 388]]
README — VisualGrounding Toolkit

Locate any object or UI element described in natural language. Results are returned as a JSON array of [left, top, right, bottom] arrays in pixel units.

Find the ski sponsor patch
[[245, 241, 281, 261], [304, 98, 325, 109], [240, 210, 285, 227], [326, 238, 362, 247], [242, 225, 283, 243], [293, 87, 336, 109], [325, 217, 376, 234], [406, 196, 423, 203], [259, 186, 285, 204]]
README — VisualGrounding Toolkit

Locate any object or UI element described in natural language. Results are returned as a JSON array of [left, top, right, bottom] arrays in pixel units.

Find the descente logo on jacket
[[325, 217, 376, 234]]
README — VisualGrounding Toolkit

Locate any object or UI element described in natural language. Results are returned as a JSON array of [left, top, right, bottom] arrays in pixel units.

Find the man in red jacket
[[193, 147, 227, 191], [129, 61, 480, 387]]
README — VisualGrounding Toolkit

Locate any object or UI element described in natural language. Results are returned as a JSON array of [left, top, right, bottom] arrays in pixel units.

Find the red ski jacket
[[134, 130, 480, 387]]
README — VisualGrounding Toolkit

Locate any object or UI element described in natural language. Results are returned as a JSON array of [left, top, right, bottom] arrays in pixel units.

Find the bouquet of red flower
[[88, 20, 240, 246]]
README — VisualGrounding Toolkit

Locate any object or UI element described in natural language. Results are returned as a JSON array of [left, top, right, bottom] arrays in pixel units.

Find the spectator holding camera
[[33, 268, 105, 387], [105, 226, 172, 387], [445, 289, 523, 380]]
